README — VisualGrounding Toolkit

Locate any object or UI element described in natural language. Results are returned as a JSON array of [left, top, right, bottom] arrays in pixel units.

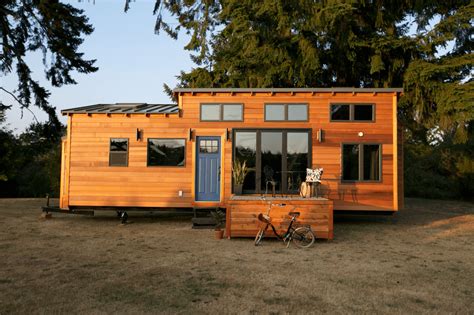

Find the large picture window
[[264, 104, 308, 121], [200, 103, 243, 121], [233, 129, 311, 194], [330, 104, 374, 122], [342, 144, 381, 181], [109, 138, 128, 166], [147, 139, 186, 167]]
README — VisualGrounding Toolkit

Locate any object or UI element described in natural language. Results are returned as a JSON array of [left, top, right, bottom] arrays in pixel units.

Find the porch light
[[317, 129, 324, 142], [136, 128, 143, 141], [188, 128, 195, 141], [226, 128, 233, 142]]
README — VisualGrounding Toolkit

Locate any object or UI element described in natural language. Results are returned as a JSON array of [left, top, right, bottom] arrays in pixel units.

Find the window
[[200, 104, 243, 121], [330, 104, 374, 122], [233, 129, 311, 194], [199, 139, 219, 153], [109, 138, 128, 166], [234, 132, 257, 192], [264, 104, 308, 121], [342, 144, 381, 181], [148, 139, 186, 167], [265, 105, 285, 121]]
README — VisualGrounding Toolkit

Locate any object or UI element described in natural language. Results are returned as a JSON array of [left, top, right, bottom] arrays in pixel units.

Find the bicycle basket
[[257, 213, 271, 224]]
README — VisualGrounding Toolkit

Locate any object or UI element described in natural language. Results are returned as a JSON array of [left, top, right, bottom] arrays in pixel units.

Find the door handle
[[218, 166, 221, 178]]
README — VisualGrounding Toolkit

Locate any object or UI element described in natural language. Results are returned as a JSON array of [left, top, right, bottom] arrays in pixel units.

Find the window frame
[[232, 128, 312, 194], [147, 138, 187, 167], [109, 138, 129, 167], [264, 103, 309, 122], [330, 103, 375, 122], [200, 103, 244, 122], [340, 143, 382, 183]]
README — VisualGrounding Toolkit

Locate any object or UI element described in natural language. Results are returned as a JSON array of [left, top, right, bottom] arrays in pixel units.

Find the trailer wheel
[[120, 211, 128, 224]]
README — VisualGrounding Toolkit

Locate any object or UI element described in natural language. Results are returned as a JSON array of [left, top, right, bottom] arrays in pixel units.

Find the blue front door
[[196, 137, 221, 201]]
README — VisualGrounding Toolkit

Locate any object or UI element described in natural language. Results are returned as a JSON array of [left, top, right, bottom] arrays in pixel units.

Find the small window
[[342, 144, 381, 181], [331, 104, 374, 122], [148, 139, 186, 167], [265, 104, 308, 121], [109, 138, 128, 166], [200, 104, 243, 121], [354, 105, 374, 121], [288, 104, 308, 121], [331, 104, 350, 121], [223, 104, 243, 121], [201, 104, 220, 121], [199, 139, 219, 153], [265, 104, 285, 121]]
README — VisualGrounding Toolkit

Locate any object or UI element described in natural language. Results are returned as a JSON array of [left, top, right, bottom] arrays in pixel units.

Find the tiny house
[[59, 88, 404, 239]]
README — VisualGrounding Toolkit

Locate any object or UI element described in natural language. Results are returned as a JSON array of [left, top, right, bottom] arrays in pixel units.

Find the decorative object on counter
[[306, 168, 323, 183], [301, 168, 324, 198], [232, 160, 251, 195]]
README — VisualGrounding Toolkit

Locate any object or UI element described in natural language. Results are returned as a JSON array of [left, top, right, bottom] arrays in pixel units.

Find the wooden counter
[[226, 196, 333, 239]]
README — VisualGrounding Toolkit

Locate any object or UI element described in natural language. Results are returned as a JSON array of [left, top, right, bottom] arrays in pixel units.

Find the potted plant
[[232, 160, 251, 195], [210, 209, 226, 239]]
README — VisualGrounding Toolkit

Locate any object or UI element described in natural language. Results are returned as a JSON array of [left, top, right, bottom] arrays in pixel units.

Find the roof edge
[[173, 87, 403, 94], [61, 103, 178, 115]]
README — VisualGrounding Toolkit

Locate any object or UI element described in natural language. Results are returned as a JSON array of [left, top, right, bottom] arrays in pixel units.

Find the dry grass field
[[0, 198, 473, 314]]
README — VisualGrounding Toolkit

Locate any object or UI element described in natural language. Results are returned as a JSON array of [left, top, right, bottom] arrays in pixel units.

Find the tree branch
[[0, 87, 40, 124]]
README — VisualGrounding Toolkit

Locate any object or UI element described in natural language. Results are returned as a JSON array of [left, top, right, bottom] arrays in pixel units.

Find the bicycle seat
[[289, 211, 300, 217], [257, 213, 271, 224]]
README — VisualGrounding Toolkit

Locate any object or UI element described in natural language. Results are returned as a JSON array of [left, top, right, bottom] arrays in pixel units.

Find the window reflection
[[148, 139, 185, 166], [234, 132, 256, 192], [342, 144, 359, 180], [363, 145, 380, 180], [261, 132, 282, 192], [234, 130, 311, 194], [265, 105, 285, 121], [287, 132, 309, 192]]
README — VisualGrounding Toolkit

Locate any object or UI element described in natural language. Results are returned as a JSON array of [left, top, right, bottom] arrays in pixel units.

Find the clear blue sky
[[1, 0, 193, 133]]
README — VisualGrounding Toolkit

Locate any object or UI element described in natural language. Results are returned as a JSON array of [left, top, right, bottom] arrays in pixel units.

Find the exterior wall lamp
[[317, 129, 324, 143], [188, 128, 195, 141], [136, 128, 143, 141]]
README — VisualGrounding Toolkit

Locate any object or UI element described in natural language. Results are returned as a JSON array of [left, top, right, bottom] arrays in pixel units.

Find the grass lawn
[[0, 198, 472, 314]]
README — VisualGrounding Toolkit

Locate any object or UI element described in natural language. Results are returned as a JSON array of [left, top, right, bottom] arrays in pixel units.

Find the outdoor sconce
[[226, 128, 233, 142], [136, 128, 143, 141], [188, 128, 195, 141], [317, 129, 324, 143], [358, 131, 364, 137]]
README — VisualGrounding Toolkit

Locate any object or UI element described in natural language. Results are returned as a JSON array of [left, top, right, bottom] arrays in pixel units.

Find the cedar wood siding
[[60, 91, 401, 211]]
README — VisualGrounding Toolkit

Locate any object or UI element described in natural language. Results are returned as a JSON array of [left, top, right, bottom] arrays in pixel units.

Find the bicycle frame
[[258, 201, 298, 241]]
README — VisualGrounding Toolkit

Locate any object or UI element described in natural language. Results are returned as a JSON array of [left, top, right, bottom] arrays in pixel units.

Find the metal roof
[[61, 103, 179, 115], [173, 87, 403, 94]]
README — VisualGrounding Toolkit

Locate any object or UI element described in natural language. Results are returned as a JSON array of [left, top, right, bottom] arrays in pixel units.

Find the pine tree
[[1, 0, 98, 130]]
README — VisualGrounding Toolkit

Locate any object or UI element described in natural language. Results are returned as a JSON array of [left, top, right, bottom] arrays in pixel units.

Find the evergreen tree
[[1, 0, 98, 130], [133, 0, 472, 143], [132, 0, 473, 198]]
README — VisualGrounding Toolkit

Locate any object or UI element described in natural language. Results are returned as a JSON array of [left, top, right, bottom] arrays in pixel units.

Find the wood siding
[[227, 198, 334, 239], [61, 91, 401, 211]]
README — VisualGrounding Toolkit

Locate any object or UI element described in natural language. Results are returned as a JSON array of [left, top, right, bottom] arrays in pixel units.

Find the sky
[[1, 0, 194, 133]]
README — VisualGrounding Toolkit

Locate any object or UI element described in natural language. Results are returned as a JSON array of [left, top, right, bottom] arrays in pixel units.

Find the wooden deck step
[[192, 217, 217, 229], [191, 207, 225, 229]]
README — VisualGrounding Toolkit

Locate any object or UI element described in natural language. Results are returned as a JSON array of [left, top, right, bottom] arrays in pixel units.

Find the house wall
[[61, 91, 400, 211]]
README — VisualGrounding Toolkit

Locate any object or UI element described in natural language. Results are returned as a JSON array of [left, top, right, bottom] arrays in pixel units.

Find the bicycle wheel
[[292, 226, 315, 248], [254, 227, 265, 246]]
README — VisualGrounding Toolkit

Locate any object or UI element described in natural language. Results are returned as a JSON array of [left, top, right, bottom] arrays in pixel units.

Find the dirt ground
[[0, 198, 473, 314]]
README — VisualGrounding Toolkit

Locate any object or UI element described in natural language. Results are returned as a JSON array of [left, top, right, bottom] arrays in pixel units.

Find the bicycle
[[254, 201, 315, 248]]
